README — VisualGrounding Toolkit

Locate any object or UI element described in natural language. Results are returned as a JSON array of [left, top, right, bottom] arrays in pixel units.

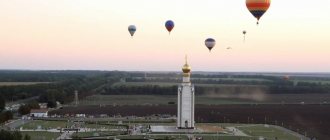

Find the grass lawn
[[79, 95, 256, 106], [112, 82, 177, 87], [83, 123, 126, 129], [116, 135, 253, 140], [21, 120, 71, 129], [112, 82, 269, 88], [20, 131, 60, 140], [0, 82, 51, 86], [238, 124, 300, 140], [79, 93, 330, 106], [72, 131, 125, 138], [193, 136, 253, 140], [293, 79, 330, 84], [80, 95, 177, 105], [116, 135, 188, 139]]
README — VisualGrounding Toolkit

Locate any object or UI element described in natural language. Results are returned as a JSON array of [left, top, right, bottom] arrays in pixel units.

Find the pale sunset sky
[[0, 0, 329, 72]]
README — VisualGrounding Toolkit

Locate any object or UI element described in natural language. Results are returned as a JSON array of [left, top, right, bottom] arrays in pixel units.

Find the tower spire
[[182, 55, 191, 74], [185, 55, 188, 65]]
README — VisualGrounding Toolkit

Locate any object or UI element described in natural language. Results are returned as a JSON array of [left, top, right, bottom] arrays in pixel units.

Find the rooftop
[[30, 109, 48, 113]]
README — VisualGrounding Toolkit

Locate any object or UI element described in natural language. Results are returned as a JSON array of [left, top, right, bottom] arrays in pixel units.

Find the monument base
[[177, 127, 195, 129], [150, 125, 199, 133]]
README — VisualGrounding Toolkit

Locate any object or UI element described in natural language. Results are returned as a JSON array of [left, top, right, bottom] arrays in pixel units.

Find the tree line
[[0, 95, 13, 123], [101, 83, 330, 95], [0, 71, 118, 108]]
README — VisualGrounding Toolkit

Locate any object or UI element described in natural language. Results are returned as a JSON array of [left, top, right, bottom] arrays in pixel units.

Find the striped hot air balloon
[[128, 25, 136, 37], [246, 0, 271, 25], [205, 38, 216, 52]]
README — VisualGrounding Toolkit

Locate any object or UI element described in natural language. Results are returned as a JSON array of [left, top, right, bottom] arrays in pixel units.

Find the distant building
[[38, 103, 48, 109], [30, 109, 48, 118], [76, 114, 86, 118]]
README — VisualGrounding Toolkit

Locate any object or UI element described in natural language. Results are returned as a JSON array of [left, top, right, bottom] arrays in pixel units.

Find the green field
[[0, 82, 51, 86], [238, 125, 300, 140], [83, 123, 126, 129], [112, 81, 269, 87], [79, 93, 330, 106], [113, 135, 189, 139], [20, 120, 71, 129], [72, 131, 124, 138], [20, 131, 60, 140], [18, 121, 303, 139], [112, 82, 177, 87], [293, 79, 330, 84], [138, 77, 272, 82], [79, 95, 254, 106], [192, 77, 272, 82]]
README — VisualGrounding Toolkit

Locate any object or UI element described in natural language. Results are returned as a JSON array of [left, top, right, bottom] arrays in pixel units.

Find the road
[[57, 131, 74, 140], [226, 127, 248, 136]]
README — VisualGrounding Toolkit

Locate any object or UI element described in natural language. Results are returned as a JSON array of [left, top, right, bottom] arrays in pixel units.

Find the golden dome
[[182, 64, 191, 73], [182, 55, 191, 73]]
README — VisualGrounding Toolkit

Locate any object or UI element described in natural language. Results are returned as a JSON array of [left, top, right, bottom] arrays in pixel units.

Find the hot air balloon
[[243, 30, 247, 42], [205, 38, 216, 52], [128, 25, 136, 38], [246, 0, 271, 25], [165, 20, 174, 34]]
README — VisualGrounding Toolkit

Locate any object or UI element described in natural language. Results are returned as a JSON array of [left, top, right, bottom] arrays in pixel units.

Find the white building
[[38, 103, 48, 109], [177, 56, 195, 129], [30, 109, 48, 118]]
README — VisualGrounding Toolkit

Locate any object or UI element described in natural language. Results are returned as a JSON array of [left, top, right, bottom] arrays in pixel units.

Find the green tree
[[0, 94, 5, 111], [47, 101, 56, 108], [0, 130, 24, 140], [23, 134, 31, 140], [27, 100, 40, 109], [0, 111, 13, 123], [4, 111, 13, 120], [18, 105, 30, 115], [12, 131, 22, 140]]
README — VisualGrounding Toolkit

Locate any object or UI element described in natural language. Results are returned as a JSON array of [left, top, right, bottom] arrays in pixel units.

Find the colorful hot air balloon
[[128, 25, 136, 37], [165, 20, 174, 34], [205, 38, 216, 52], [246, 0, 271, 25]]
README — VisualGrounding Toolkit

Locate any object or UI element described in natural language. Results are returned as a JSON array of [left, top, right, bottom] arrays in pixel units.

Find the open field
[[238, 124, 300, 140], [0, 82, 51, 86], [192, 77, 272, 82], [293, 79, 330, 85], [51, 104, 330, 140], [20, 120, 71, 129], [20, 131, 60, 140], [72, 131, 125, 138], [112, 135, 253, 140], [83, 123, 126, 129], [112, 81, 271, 87], [15, 120, 303, 139], [79, 94, 330, 106], [112, 82, 177, 87]]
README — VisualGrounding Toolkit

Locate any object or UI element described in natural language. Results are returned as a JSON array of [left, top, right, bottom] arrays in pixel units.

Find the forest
[[1, 70, 330, 105]]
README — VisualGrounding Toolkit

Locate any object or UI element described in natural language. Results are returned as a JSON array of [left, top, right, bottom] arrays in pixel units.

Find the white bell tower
[[177, 55, 195, 129]]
